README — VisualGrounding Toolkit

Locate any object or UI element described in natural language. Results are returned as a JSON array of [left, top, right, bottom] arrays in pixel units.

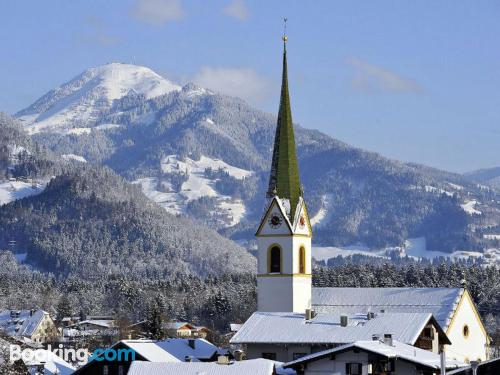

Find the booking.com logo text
[[9, 344, 135, 366]]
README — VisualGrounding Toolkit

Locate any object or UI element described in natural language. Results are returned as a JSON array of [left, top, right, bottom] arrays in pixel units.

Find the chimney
[[217, 355, 231, 365], [233, 350, 244, 361], [305, 308, 312, 320], [367, 312, 375, 320], [383, 333, 393, 346], [340, 315, 348, 327], [372, 334, 380, 341], [185, 355, 192, 362], [188, 339, 195, 349]]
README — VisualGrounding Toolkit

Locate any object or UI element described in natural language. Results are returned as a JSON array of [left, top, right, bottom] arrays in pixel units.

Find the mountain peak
[[16, 63, 181, 134]]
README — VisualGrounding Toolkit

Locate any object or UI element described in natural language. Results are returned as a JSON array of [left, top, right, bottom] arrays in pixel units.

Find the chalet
[[231, 311, 450, 362], [283, 338, 465, 375], [164, 321, 210, 338], [0, 309, 58, 344], [73, 338, 226, 375]]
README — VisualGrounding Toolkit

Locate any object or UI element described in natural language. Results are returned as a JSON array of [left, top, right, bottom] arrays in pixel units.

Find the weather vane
[[283, 17, 288, 43]]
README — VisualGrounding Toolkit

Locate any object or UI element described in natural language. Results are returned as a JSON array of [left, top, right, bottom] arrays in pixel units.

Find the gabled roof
[[230, 311, 448, 345], [164, 322, 194, 330], [121, 338, 222, 362], [312, 287, 463, 330], [283, 340, 465, 371], [256, 196, 293, 236], [128, 359, 275, 375], [0, 309, 48, 338]]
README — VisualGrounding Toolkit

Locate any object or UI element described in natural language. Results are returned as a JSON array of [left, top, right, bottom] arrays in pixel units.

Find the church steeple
[[267, 27, 302, 220]]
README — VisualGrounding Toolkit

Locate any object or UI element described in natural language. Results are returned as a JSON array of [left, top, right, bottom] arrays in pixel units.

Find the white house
[[0, 309, 58, 344], [283, 339, 465, 375]]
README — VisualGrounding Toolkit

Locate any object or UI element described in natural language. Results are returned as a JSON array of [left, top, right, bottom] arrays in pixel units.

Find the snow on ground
[[313, 244, 388, 261], [19, 63, 180, 134], [62, 154, 87, 163], [134, 155, 252, 226], [447, 182, 463, 190], [310, 194, 333, 227], [461, 200, 481, 215], [313, 237, 489, 263], [424, 185, 454, 197], [484, 234, 500, 240], [0, 180, 47, 206]]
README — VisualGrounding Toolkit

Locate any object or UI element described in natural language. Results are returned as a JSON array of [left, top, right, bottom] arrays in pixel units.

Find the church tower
[[256, 30, 312, 313]]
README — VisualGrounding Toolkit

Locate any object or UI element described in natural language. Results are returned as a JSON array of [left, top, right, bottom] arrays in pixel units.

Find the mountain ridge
[[14, 63, 500, 255]]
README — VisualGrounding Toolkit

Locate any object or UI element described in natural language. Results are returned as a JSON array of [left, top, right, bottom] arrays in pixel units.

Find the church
[[231, 32, 490, 367]]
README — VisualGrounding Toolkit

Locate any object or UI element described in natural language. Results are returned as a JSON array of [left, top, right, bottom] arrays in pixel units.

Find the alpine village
[[1, 14, 500, 375]]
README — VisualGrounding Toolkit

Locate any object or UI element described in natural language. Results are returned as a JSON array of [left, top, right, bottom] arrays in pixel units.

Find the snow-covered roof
[[283, 340, 465, 370], [127, 359, 275, 375], [75, 319, 114, 328], [23, 349, 75, 375], [120, 338, 222, 362], [230, 311, 444, 345], [312, 287, 463, 329], [164, 322, 193, 330], [0, 309, 48, 338]]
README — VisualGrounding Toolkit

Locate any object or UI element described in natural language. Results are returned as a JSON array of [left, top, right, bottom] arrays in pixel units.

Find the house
[[312, 287, 490, 362], [73, 338, 226, 375], [231, 311, 450, 362], [283, 338, 465, 375], [127, 358, 277, 375], [164, 321, 210, 338], [0, 309, 58, 343], [71, 318, 116, 331]]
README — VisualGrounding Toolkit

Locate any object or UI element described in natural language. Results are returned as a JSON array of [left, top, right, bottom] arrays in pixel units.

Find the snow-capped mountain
[[14, 64, 500, 257], [16, 63, 180, 134]]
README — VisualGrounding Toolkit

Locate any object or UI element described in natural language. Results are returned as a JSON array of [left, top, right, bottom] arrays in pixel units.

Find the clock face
[[269, 214, 283, 229], [299, 215, 306, 228]]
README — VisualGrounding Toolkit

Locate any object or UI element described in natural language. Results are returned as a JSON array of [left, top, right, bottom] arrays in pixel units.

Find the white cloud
[[222, 0, 249, 20], [191, 67, 271, 104], [348, 58, 422, 93], [131, 0, 185, 26]]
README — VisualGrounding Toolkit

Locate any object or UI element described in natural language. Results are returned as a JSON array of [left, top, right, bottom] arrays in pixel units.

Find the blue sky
[[1, 0, 499, 172]]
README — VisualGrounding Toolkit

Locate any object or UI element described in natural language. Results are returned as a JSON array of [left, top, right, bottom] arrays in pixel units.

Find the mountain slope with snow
[[16, 63, 180, 134], [16, 64, 500, 255]]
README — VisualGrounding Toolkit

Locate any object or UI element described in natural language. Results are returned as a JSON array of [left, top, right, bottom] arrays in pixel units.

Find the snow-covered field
[[134, 155, 252, 226], [461, 200, 482, 215], [313, 237, 494, 264], [310, 194, 333, 227], [0, 180, 47, 206], [62, 154, 87, 163]]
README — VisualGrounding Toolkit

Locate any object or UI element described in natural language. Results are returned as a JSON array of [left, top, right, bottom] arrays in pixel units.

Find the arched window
[[299, 246, 306, 274], [269, 246, 281, 273]]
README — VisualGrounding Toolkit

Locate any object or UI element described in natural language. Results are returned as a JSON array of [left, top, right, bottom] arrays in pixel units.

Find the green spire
[[267, 35, 302, 219]]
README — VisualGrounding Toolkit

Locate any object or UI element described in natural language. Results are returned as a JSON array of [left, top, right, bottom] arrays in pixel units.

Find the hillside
[[0, 113, 255, 279], [16, 64, 500, 255], [465, 166, 500, 190]]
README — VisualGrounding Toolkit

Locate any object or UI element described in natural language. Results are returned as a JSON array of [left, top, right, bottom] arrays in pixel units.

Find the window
[[293, 353, 307, 360], [346, 363, 362, 375], [262, 352, 277, 360], [269, 246, 281, 273], [299, 246, 306, 274], [463, 324, 470, 338]]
